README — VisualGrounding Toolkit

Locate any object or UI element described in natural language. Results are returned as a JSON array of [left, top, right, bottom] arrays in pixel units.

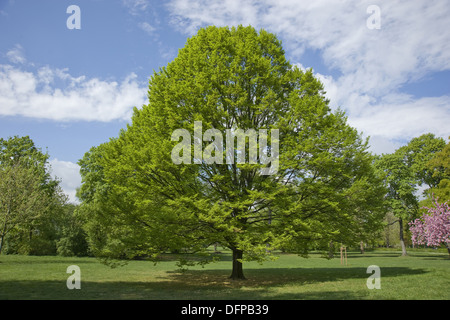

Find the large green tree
[[78, 25, 386, 279]]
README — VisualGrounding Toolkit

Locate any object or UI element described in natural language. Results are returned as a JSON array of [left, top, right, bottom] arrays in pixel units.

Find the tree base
[[230, 249, 246, 280], [229, 270, 246, 280]]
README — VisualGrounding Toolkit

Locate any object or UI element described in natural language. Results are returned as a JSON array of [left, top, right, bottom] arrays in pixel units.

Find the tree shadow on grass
[[167, 266, 426, 288], [159, 265, 428, 300], [0, 266, 427, 300], [406, 254, 450, 260]]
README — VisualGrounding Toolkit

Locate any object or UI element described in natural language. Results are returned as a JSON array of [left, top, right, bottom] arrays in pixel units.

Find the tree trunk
[[360, 240, 365, 254], [0, 234, 4, 255], [328, 241, 334, 259], [0, 207, 9, 255], [399, 218, 408, 256], [230, 249, 246, 280], [266, 208, 272, 253]]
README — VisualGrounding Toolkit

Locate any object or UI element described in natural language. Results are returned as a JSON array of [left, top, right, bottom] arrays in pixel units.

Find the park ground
[[0, 248, 448, 300]]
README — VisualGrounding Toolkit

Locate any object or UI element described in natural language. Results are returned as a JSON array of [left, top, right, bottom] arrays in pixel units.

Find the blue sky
[[1, 0, 449, 202]]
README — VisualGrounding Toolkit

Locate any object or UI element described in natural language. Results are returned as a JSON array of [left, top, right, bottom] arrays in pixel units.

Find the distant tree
[[56, 203, 90, 257], [76, 143, 112, 259], [0, 161, 53, 254], [374, 133, 445, 256], [382, 211, 400, 248], [409, 197, 450, 257], [402, 133, 446, 189], [0, 136, 69, 255], [421, 138, 450, 206], [374, 151, 416, 255]]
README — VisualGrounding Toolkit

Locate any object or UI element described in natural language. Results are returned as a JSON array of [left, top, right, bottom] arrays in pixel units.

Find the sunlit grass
[[0, 249, 448, 300]]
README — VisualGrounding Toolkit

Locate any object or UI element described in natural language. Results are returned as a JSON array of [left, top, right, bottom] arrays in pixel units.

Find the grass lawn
[[0, 249, 448, 300]]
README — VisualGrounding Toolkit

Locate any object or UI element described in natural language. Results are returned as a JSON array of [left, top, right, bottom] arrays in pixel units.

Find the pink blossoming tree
[[409, 197, 450, 257]]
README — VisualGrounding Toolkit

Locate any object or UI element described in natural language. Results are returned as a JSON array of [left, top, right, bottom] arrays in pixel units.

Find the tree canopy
[[77, 25, 387, 279], [409, 197, 449, 256], [422, 138, 450, 204]]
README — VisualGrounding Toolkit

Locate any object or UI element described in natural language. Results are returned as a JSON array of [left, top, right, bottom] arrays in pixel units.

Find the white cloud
[[122, 0, 150, 15], [139, 21, 156, 36], [167, 0, 450, 90], [167, 0, 450, 152], [49, 158, 81, 204], [0, 64, 147, 122], [364, 135, 403, 156], [5, 44, 26, 64], [348, 94, 450, 138], [168, 0, 450, 83]]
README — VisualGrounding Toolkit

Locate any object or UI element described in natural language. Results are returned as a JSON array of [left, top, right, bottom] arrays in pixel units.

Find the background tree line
[[0, 136, 88, 256], [2, 133, 446, 258]]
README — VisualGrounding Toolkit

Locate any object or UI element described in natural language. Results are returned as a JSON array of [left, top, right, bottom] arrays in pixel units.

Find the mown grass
[[0, 249, 448, 300]]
